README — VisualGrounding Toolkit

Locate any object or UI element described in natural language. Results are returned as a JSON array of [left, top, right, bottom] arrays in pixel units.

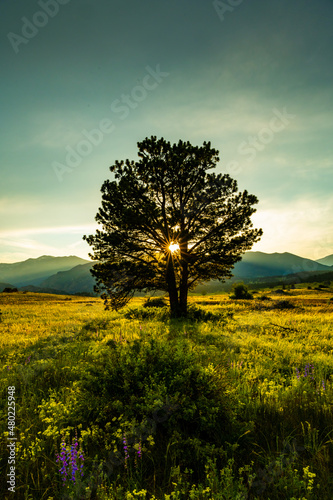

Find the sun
[[169, 242, 180, 253]]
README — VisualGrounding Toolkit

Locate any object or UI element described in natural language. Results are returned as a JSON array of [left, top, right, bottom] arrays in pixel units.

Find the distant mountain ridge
[[0, 252, 332, 296], [0, 255, 90, 287], [316, 254, 333, 267], [40, 263, 95, 294], [232, 251, 329, 279]]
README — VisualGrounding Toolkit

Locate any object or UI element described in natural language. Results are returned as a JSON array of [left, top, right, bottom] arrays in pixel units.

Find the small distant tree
[[84, 136, 262, 317], [229, 282, 253, 300]]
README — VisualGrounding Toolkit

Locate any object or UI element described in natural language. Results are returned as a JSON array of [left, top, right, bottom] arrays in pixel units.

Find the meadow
[[1, 286, 333, 499]]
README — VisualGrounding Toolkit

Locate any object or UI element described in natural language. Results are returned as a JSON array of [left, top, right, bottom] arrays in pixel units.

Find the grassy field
[[1, 287, 333, 499]]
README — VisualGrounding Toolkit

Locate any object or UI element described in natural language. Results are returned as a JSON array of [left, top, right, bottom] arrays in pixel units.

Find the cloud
[[0, 225, 97, 239], [252, 196, 333, 260], [0, 225, 96, 263]]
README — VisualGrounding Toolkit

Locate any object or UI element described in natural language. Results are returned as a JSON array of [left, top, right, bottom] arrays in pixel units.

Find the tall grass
[[0, 289, 333, 498]]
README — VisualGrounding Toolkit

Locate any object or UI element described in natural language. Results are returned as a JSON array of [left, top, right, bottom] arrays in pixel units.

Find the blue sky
[[1, 0, 333, 263]]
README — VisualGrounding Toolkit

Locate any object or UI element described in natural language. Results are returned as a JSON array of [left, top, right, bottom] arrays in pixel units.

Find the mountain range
[[0, 252, 332, 295], [0, 255, 89, 288]]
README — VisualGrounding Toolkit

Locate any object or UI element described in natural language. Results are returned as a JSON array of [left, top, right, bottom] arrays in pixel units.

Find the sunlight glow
[[169, 242, 180, 253]]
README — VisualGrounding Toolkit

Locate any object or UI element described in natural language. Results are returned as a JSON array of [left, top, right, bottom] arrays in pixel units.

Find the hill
[[194, 252, 332, 293], [18, 285, 70, 295], [40, 262, 96, 294], [231, 251, 329, 279], [0, 255, 90, 287], [1, 252, 332, 296], [0, 282, 17, 292], [316, 254, 333, 266]]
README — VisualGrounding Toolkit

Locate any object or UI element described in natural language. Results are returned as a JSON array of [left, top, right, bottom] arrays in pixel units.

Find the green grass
[[1, 289, 333, 499]]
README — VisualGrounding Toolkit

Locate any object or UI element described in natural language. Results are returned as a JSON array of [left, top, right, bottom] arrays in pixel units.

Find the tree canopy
[[83, 136, 263, 316]]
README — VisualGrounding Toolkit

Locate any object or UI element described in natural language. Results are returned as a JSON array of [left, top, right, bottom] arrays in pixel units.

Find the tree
[[83, 136, 263, 317]]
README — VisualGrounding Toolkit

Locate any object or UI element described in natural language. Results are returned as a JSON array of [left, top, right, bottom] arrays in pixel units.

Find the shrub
[[123, 306, 169, 320], [3, 287, 18, 293], [229, 283, 253, 300], [257, 294, 271, 301], [74, 337, 237, 483], [143, 296, 168, 308], [124, 303, 230, 323], [186, 304, 231, 323]]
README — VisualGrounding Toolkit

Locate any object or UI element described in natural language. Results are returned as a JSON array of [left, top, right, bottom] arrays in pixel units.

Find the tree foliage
[[229, 282, 253, 300], [84, 136, 263, 316]]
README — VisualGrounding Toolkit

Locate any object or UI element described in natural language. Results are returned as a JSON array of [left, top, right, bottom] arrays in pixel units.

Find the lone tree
[[84, 136, 262, 317]]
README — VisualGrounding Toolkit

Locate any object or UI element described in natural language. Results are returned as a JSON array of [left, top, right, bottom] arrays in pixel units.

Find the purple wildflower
[[79, 450, 84, 477], [57, 437, 68, 483], [303, 363, 314, 379], [295, 367, 300, 380], [70, 441, 78, 483], [134, 438, 142, 469], [309, 364, 315, 380], [123, 434, 129, 468], [56, 430, 84, 486]]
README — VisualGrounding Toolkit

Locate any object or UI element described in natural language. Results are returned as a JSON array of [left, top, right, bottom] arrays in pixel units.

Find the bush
[[124, 303, 231, 323], [257, 294, 271, 301], [72, 337, 237, 484], [143, 296, 168, 308], [123, 306, 169, 320], [229, 283, 253, 300], [186, 304, 232, 323]]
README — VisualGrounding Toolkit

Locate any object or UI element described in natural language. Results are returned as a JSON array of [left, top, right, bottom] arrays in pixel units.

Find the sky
[[1, 0, 333, 264]]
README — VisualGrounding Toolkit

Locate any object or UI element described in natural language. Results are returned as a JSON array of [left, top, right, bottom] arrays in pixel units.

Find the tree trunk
[[179, 258, 188, 317], [166, 254, 179, 317]]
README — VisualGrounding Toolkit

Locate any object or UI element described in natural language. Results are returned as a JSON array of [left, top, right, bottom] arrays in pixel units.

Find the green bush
[[124, 304, 231, 323], [123, 306, 169, 320], [257, 294, 271, 301], [229, 283, 253, 300], [71, 337, 238, 485], [143, 296, 168, 308], [186, 304, 232, 323]]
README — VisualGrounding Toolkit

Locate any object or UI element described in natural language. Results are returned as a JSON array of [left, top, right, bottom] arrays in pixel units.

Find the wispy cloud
[[0, 225, 97, 239], [0, 225, 96, 263]]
